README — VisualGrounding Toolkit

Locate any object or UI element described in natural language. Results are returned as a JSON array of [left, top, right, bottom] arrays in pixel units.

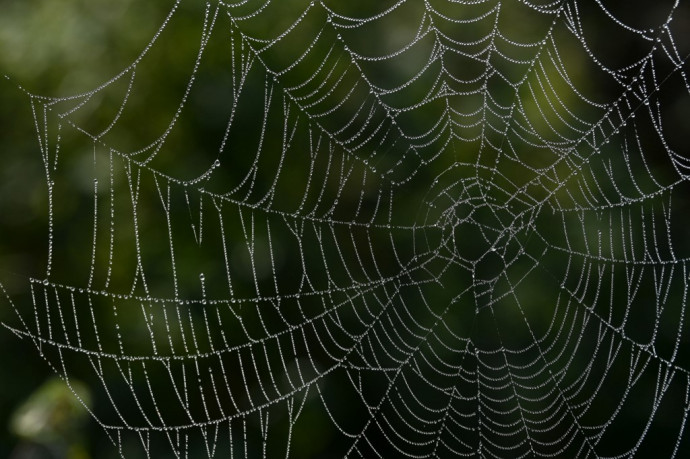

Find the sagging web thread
[[4, 0, 690, 457]]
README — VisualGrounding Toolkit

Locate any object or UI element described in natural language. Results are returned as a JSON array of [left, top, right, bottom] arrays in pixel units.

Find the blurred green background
[[1, 0, 690, 457]]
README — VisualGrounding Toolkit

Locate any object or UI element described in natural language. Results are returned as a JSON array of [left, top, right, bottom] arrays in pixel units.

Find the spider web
[[3, 0, 690, 457]]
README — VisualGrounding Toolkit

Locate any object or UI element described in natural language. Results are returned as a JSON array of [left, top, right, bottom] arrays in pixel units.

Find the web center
[[449, 218, 505, 281]]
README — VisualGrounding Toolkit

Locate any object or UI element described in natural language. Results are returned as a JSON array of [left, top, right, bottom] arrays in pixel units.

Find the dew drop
[[43, 279, 49, 286], [213, 159, 220, 168]]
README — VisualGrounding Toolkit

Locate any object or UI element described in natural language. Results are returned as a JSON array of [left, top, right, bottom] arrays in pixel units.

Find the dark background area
[[1, 0, 690, 457]]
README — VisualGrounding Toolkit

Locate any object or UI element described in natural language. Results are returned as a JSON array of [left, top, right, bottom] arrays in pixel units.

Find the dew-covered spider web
[[2, 0, 690, 457]]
